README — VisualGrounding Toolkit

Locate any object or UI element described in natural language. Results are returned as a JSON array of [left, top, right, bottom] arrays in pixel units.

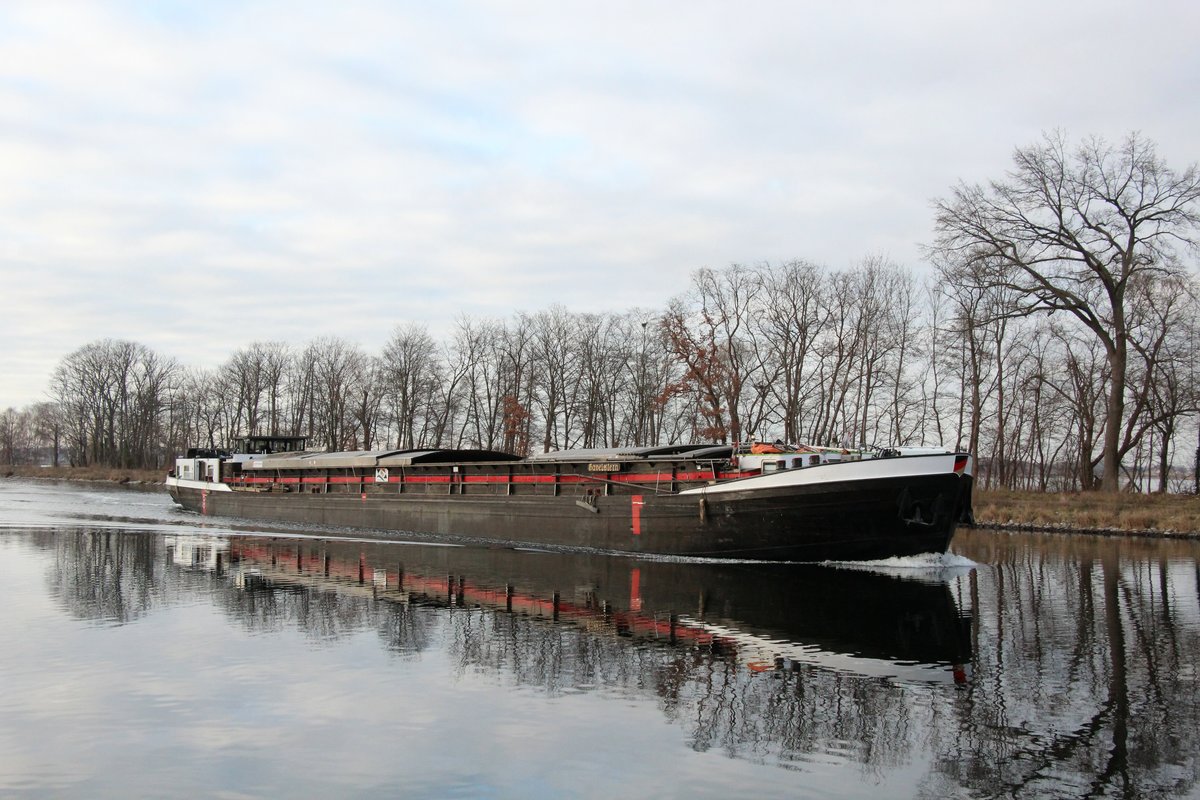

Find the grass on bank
[[975, 487, 1200, 535]]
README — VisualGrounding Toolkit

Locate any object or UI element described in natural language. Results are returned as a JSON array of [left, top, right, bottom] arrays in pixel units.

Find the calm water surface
[[0, 479, 1197, 798]]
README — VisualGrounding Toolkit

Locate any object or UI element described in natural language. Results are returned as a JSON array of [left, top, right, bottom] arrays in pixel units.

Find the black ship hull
[[168, 468, 967, 562]]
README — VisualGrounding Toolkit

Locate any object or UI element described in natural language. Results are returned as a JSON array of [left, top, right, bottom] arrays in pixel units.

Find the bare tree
[[497, 314, 538, 454], [847, 258, 914, 447], [1043, 325, 1111, 490], [928, 277, 984, 476], [222, 347, 264, 437], [303, 337, 371, 450], [31, 402, 63, 466], [750, 260, 827, 443], [531, 306, 581, 452], [932, 132, 1200, 490], [380, 323, 441, 449], [260, 342, 291, 435], [0, 407, 30, 464], [49, 339, 179, 468], [619, 310, 675, 447], [810, 269, 864, 446], [662, 265, 761, 443], [175, 367, 227, 451], [1125, 275, 1200, 490], [457, 318, 506, 450]]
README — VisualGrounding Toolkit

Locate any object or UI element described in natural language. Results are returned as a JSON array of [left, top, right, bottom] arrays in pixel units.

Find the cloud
[[1, 0, 1198, 406]]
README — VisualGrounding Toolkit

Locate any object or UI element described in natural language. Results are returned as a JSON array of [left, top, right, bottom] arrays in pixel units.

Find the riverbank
[[1, 464, 162, 484], [975, 488, 1200, 539]]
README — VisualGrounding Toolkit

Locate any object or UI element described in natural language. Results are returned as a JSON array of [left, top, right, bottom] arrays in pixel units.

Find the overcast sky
[[2, 0, 1197, 408]]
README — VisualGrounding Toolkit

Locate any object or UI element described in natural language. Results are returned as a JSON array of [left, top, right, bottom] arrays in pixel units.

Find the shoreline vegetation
[[4, 464, 1199, 540], [973, 488, 1200, 541]]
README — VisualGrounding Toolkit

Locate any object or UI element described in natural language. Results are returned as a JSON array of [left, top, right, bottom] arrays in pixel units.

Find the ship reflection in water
[[154, 532, 977, 779], [198, 536, 974, 687]]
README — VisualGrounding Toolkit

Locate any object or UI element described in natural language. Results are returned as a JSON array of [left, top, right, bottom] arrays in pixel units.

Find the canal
[[0, 479, 1197, 798]]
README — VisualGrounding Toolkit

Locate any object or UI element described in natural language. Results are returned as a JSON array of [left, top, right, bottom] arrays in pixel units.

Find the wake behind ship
[[166, 436, 974, 562]]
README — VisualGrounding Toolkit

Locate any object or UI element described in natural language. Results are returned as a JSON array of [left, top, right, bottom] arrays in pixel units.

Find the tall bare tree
[[750, 260, 826, 443], [31, 402, 63, 466], [303, 337, 371, 450], [531, 306, 581, 452], [662, 265, 761, 443], [932, 132, 1200, 490], [380, 323, 441, 449], [1125, 275, 1200, 490]]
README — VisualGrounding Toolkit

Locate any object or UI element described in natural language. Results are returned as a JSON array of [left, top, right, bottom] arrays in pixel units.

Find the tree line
[[3, 132, 1198, 492]]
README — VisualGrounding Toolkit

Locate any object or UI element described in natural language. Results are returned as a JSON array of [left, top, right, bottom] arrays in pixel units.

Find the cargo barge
[[166, 436, 974, 562]]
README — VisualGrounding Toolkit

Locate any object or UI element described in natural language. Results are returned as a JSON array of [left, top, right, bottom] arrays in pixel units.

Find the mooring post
[[358, 553, 365, 584], [397, 563, 404, 590], [505, 584, 513, 611], [323, 551, 330, 577], [457, 575, 465, 605], [669, 614, 678, 645], [552, 591, 560, 621]]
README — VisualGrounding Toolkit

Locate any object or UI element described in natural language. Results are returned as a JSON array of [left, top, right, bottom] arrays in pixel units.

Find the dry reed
[[975, 487, 1200, 535], [1, 464, 163, 484]]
